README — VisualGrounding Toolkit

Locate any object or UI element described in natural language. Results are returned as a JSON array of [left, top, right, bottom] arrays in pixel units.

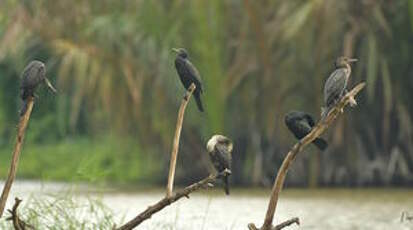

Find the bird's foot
[[183, 92, 189, 101], [298, 139, 304, 146], [349, 96, 357, 107]]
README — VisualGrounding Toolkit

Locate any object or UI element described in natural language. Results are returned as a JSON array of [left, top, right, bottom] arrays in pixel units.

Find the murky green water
[[3, 181, 413, 229]]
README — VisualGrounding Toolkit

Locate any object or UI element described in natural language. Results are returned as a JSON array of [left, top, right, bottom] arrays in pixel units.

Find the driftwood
[[166, 83, 196, 198], [248, 82, 366, 230], [116, 172, 227, 230], [0, 97, 35, 217], [6, 198, 34, 230]]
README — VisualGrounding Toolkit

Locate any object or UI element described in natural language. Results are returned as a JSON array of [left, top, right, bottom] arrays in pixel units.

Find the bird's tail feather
[[313, 138, 328, 151], [223, 175, 230, 195], [20, 100, 28, 117], [194, 94, 204, 112]]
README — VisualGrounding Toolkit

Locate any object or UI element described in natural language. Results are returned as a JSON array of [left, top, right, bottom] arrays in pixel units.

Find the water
[[1, 181, 413, 230]]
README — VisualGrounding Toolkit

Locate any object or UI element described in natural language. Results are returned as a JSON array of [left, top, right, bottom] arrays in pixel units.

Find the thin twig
[[116, 172, 226, 230], [248, 217, 300, 230], [0, 97, 35, 217], [272, 217, 299, 230], [249, 82, 366, 230], [166, 83, 196, 198], [6, 197, 34, 230]]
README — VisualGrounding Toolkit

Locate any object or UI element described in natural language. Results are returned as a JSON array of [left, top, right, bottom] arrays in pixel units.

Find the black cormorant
[[20, 60, 57, 116], [172, 48, 204, 112], [285, 111, 328, 151], [207, 135, 233, 195], [322, 56, 357, 118]]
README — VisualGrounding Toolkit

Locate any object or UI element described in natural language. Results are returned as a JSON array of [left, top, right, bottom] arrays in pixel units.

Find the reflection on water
[[1, 181, 413, 230]]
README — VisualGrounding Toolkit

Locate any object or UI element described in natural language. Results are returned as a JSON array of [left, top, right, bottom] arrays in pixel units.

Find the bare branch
[[0, 97, 35, 217], [248, 217, 299, 230], [6, 198, 34, 230], [166, 83, 196, 198], [249, 82, 366, 230], [116, 172, 226, 230], [272, 217, 300, 230]]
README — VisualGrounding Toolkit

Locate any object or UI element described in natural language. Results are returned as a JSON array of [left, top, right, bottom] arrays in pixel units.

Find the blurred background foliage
[[0, 0, 412, 187]]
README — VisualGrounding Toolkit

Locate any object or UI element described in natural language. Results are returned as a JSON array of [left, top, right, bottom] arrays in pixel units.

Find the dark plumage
[[173, 48, 204, 112], [321, 56, 357, 118], [285, 111, 328, 151], [20, 60, 57, 116], [207, 135, 233, 195]]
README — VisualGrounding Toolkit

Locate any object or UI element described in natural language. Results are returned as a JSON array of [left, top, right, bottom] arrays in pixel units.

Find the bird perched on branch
[[207, 135, 233, 195], [321, 56, 358, 118], [285, 111, 328, 151], [172, 48, 204, 112], [20, 60, 57, 116]]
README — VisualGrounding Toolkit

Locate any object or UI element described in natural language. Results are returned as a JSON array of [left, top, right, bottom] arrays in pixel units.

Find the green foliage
[[0, 136, 162, 183], [0, 194, 116, 229], [0, 0, 412, 186]]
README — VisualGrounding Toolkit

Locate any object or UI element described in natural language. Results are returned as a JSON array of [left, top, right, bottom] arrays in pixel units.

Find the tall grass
[[0, 194, 116, 229]]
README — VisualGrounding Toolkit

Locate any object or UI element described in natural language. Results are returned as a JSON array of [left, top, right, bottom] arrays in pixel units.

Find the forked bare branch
[[248, 82, 366, 230]]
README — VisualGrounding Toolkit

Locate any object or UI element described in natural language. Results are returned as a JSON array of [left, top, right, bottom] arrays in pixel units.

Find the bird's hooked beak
[[44, 78, 57, 94], [172, 48, 180, 53], [348, 58, 358, 63]]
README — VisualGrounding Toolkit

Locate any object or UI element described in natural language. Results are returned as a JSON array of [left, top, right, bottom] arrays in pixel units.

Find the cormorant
[[20, 60, 57, 116], [321, 56, 357, 118], [172, 48, 204, 112], [285, 111, 328, 151], [206, 135, 233, 195]]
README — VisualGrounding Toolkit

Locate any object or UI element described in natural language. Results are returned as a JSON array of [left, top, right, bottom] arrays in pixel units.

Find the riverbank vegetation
[[0, 0, 412, 187]]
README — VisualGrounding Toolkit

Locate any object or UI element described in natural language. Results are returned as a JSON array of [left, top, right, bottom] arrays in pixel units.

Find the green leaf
[[366, 34, 378, 103], [408, 0, 413, 31], [282, 1, 315, 40], [373, 5, 391, 37], [381, 58, 392, 112]]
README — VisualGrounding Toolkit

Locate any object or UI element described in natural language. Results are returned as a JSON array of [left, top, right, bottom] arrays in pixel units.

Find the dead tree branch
[[0, 97, 35, 217], [249, 82, 366, 230], [166, 83, 196, 198], [6, 198, 34, 230], [116, 172, 227, 230], [272, 217, 300, 230], [249, 217, 300, 230]]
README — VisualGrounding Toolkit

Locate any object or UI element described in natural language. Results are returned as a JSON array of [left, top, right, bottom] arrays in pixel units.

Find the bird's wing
[[285, 117, 312, 139], [215, 144, 231, 170], [304, 113, 315, 127], [21, 63, 44, 88], [184, 59, 203, 92], [21, 65, 34, 88], [324, 68, 348, 106], [296, 120, 312, 134]]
